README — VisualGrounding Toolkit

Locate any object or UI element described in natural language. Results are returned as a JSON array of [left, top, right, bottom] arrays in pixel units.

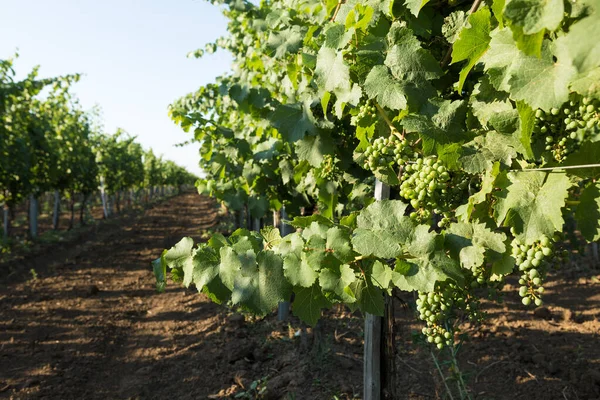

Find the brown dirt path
[[0, 193, 228, 399]]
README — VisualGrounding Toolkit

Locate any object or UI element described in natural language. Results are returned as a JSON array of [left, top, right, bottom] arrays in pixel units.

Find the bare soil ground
[[0, 192, 598, 399]]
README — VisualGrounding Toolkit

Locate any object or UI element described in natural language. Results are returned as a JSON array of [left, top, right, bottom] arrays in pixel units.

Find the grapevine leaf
[[470, 78, 513, 129], [295, 134, 335, 167], [385, 27, 442, 85], [233, 250, 292, 315], [323, 23, 354, 49], [575, 183, 600, 241], [555, 10, 600, 74], [482, 28, 521, 92], [469, 161, 501, 208], [392, 252, 463, 293], [315, 47, 351, 92], [492, 0, 506, 28], [511, 25, 545, 57], [492, 251, 516, 276], [507, 42, 576, 111], [163, 237, 194, 268], [319, 263, 357, 303], [208, 233, 229, 251], [403, 0, 431, 17], [333, 83, 363, 118], [351, 278, 385, 315], [460, 131, 517, 173], [371, 260, 393, 290], [516, 101, 535, 158], [326, 226, 355, 263], [352, 200, 414, 258], [451, 7, 492, 92], [270, 102, 317, 142], [402, 99, 469, 155], [445, 222, 506, 270], [290, 214, 333, 229], [190, 246, 221, 292], [303, 221, 329, 240], [273, 231, 304, 256], [563, 141, 600, 179], [442, 11, 467, 44], [266, 25, 307, 58], [152, 251, 167, 293], [570, 67, 600, 99], [504, 0, 564, 34], [363, 65, 408, 110], [261, 226, 282, 249], [293, 283, 332, 326], [219, 246, 242, 290], [406, 224, 438, 258], [493, 171, 571, 244], [283, 253, 319, 288]]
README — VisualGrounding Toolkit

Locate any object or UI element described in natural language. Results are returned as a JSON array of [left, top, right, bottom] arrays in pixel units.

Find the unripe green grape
[[529, 269, 539, 279], [522, 297, 532, 306]]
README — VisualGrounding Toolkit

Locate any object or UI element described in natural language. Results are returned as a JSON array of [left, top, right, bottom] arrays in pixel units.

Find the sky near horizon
[[0, 0, 233, 176]]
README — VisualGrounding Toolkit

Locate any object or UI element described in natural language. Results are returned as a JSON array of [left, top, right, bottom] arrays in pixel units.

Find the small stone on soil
[[533, 306, 552, 320]]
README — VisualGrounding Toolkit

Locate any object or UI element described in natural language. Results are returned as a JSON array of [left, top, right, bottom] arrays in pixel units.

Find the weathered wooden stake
[[591, 242, 599, 266], [52, 190, 60, 230], [29, 194, 38, 239], [364, 179, 390, 400], [278, 207, 293, 321], [100, 176, 109, 218], [2, 205, 9, 242]]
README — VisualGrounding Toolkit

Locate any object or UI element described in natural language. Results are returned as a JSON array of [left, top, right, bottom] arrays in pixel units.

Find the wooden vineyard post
[[364, 179, 391, 400], [590, 242, 599, 266], [29, 194, 38, 239], [52, 190, 60, 230], [100, 176, 109, 218], [252, 216, 261, 232], [2, 204, 9, 242], [278, 207, 292, 321]]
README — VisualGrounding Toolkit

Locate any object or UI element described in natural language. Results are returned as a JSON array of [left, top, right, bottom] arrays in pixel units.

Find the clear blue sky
[[0, 0, 233, 176]]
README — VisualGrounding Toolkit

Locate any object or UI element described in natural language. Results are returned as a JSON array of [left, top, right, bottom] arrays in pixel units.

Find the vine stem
[[331, 0, 343, 22], [374, 102, 404, 139], [431, 351, 456, 400], [440, 0, 485, 67]]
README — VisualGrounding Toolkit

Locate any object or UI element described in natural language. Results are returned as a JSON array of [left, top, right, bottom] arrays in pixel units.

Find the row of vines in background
[[0, 55, 197, 244], [154, 0, 600, 396]]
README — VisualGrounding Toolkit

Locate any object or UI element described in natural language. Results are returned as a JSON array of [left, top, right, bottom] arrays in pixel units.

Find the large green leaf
[[270, 102, 317, 142], [575, 183, 600, 241], [452, 7, 492, 92], [351, 200, 415, 258], [315, 47, 351, 92], [293, 284, 333, 326], [494, 171, 571, 244], [402, 99, 469, 155], [363, 65, 408, 110], [504, 0, 564, 34], [393, 252, 463, 293]]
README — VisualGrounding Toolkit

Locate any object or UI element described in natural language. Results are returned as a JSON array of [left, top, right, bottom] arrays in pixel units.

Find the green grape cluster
[[511, 235, 554, 306], [416, 285, 455, 350], [416, 280, 481, 349], [534, 96, 599, 162], [399, 156, 452, 223], [362, 135, 410, 173], [318, 154, 340, 180], [356, 102, 377, 120]]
